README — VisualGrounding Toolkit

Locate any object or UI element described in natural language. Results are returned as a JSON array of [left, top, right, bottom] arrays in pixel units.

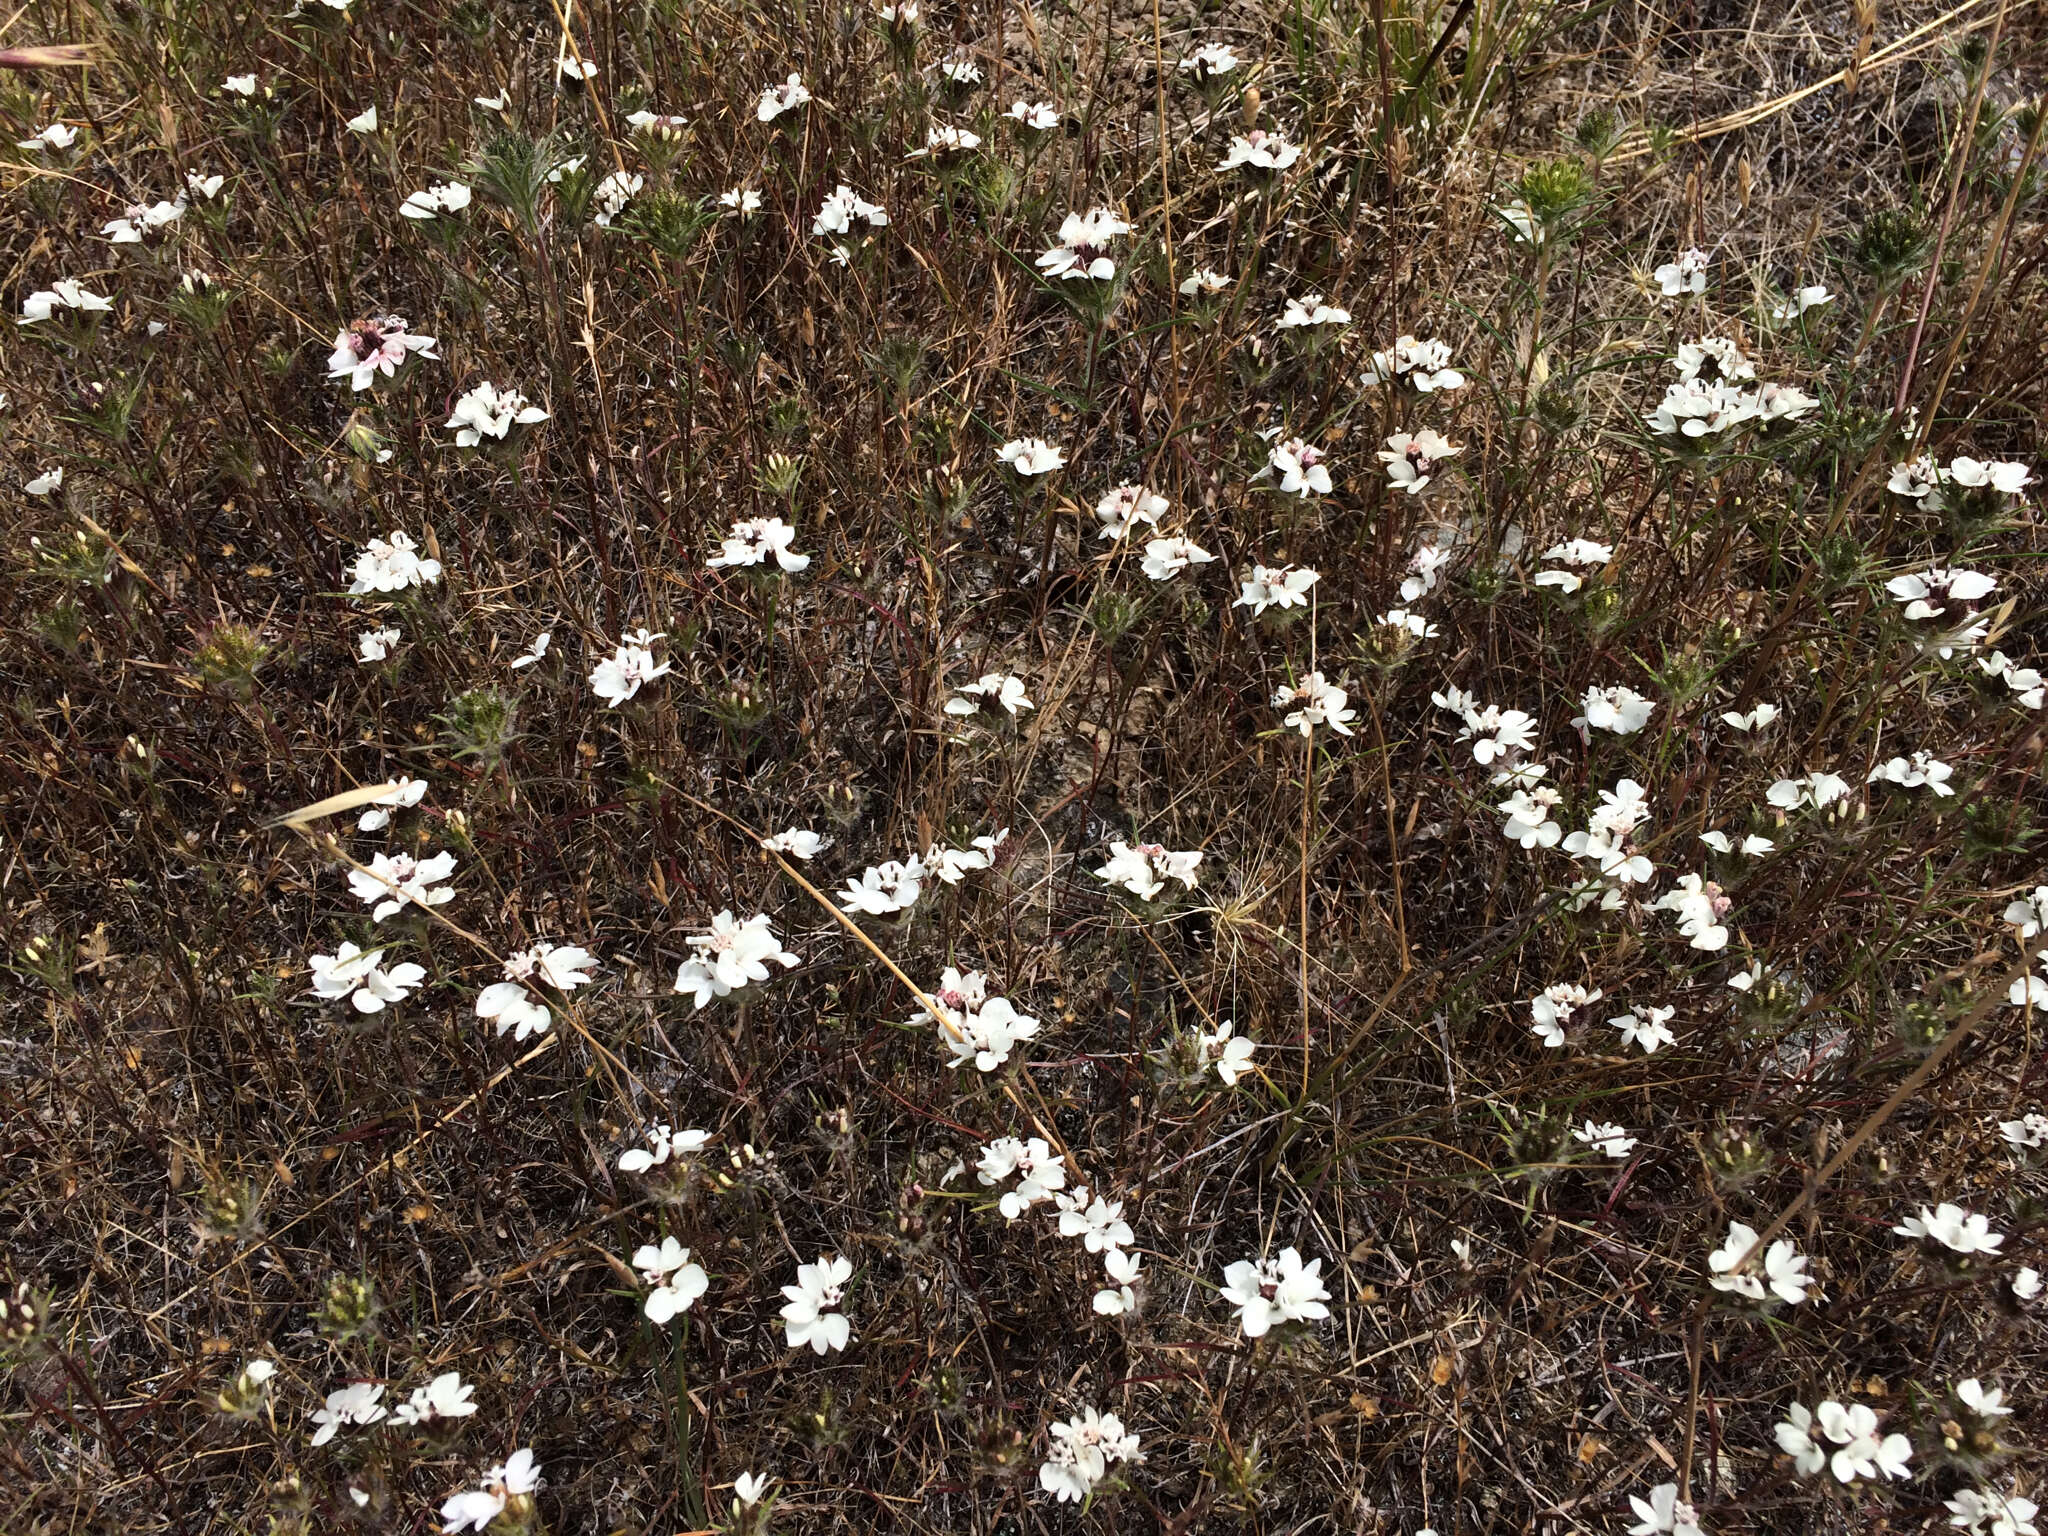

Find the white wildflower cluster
[[920, 965, 1039, 1071], [673, 912, 800, 1010], [1094, 839, 1201, 901], [1646, 335, 1816, 440]]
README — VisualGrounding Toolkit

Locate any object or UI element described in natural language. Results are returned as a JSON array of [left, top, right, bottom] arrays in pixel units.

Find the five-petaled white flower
[[1573, 1120, 1636, 1158], [673, 911, 800, 1010], [781, 1253, 853, 1353], [812, 183, 888, 237], [589, 628, 672, 707], [393, 1371, 477, 1427], [310, 1381, 387, 1446], [1363, 334, 1465, 392], [445, 381, 548, 446], [1277, 294, 1350, 329], [1036, 208, 1129, 281], [706, 516, 811, 574], [1095, 484, 1167, 540], [997, 436, 1066, 475], [762, 828, 829, 859], [840, 858, 926, 916], [1197, 1019, 1258, 1085], [347, 849, 457, 922], [946, 673, 1033, 717], [1236, 564, 1319, 616], [978, 1135, 1067, 1218], [1273, 672, 1356, 736], [1095, 839, 1202, 901], [757, 73, 810, 122], [1707, 1221, 1812, 1304], [356, 776, 427, 831], [1269, 436, 1333, 497], [1610, 1004, 1677, 1054], [347, 529, 442, 593], [1220, 1246, 1331, 1337], [440, 1448, 541, 1534], [475, 942, 596, 1040], [1140, 534, 1217, 580], [309, 941, 427, 1013], [328, 315, 440, 390], [1219, 128, 1300, 172], [1627, 1482, 1701, 1536], [1652, 247, 1709, 297], [634, 1235, 710, 1323], [400, 182, 472, 220], [1379, 429, 1459, 494], [618, 1123, 712, 1173], [1040, 1405, 1144, 1503], [1894, 1202, 2004, 1257]]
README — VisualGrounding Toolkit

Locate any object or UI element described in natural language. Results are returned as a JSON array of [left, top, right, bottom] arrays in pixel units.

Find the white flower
[[356, 626, 401, 663], [1277, 293, 1350, 329], [762, 828, 828, 859], [509, 630, 551, 670], [473, 93, 508, 110], [19, 278, 115, 325], [23, 467, 63, 496], [1220, 1246, 1331, 1337], [1040, 1405, 1143, 1502], [1378, 429, 1459, 494], [1720, 702, 1780, 731], [103, 196, 185, 244], [440, 1449, 541, 1535], [977, 1134, 1068, 1217], [706, 516, 811, 573], [1894, 1202, 2004, 1256], [345, 105, 379, 132], [1609, 1004, 1677, 1054], [996, 436, 1065, 475], [839, 858, 926, 916], [221, 73, 258, 96], [1707, 1221, 1811, 1304], [1197, 1019, 1258, 1085], [1573, 1120, 1637, 1157], [1645, 376, 1759, 437], [1948, 1489, 2041, 1536], [940, 992, 1040, 1072], [346, 849, 457, 922], [328, 315, 440, 390], [1576, 684, 1655, 734], [2000, 1112, 2048, 1150], [1178, 266, 1231, 296], [1178, 41, 1239, 77], [310, 1381, 387, 1445], [445, 381, 548, 446], [673, 912, 800, 1010], [1656, 873, 1731, 951], [1887, 566, 1998, 622], [1868, 750, 1955, 796], [346, 529, 442, 594], [618, 1123, 712, 1173], [1093, 1247, 1143, 1315], [1674, 336, 1754, 384], [1005, 98, 1060, 130], [1268, 436, 1334, 497], [309, 942, 426, 1013], [1140, 535, 1217, 580], [1949, 456, 2034, 495], [1771, 284, 1833, 319], [1362, 334, 1464, 392], [1889, 455, 1944, 503], [400, 181, 472, 220], [1095, 840, 1201, 901], [1377, 608, 1439, 639], [1766, 771, 1853, 813], [1794, 1399, 1912, 1482], [812, 183, 887, 237], [2014, 1268, 2043, 1301], [1455, 705, 1539, 766], [1528, 982, 1601, 1048], [1095, 483, 1167, 540], [1775, 1402, 1827, 1477], [1056, 1188, 1134, 1253], [1036, 208, 1129, 281], [719, 186, 763, 218], [732, 1471, 771, 1507], [924, 831, 1007, 884], [757, 72, 810, 121], [633, 1235, 709, 1323], [2009, 888, 2048, 939], [589, 169, 645, 226], [1497, 786, 1563, 849], [393, 1371, 478, 1427], [939, 49, 981, 84], [475, 943, 596, 1040], [946, 673, 1033, 717], [1236, 564, 1319, 616], [1628, 1484, 1701, 1536], [1273, 672, 1356, 736], [1532, 537, 1612, 592], [1980, 652, 2045, 710], [17, 123, 79, 151], [589, 628, 672, 706], [1219, 128, 1300, 172], [1652, 247, 1709, 297], [1401, 541, 1453, 600], [781, 1254, 853, 1353], [1958, 1378, 2014, 1420], [356, 775, 427, 831], [907, 124, 981, 159]]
